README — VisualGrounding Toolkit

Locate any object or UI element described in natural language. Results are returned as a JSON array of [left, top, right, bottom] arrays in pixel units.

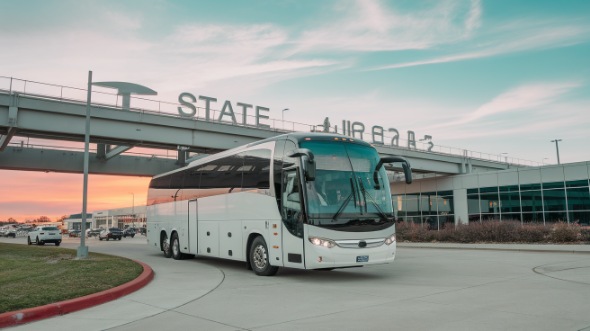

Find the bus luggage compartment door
[[188, 200, 198, 254]]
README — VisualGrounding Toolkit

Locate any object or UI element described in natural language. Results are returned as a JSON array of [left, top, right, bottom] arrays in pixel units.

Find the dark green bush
[[396, 220, 587, 244]]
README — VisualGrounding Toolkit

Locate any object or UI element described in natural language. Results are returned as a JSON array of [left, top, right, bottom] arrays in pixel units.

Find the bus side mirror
[[374, 156, 412, 187], [288, 148, 316, 182]]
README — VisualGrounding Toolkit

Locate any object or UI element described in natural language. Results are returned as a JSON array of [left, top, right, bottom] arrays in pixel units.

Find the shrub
[[549, 222, 580, 242], [516, 224, 550, 243], [396, 222, 435, 242], [396, 220, 588, 243]]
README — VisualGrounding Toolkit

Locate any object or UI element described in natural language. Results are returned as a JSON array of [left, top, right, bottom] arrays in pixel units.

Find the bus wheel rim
[[163, 239, 170, 254], [253, 245, 267, 269], [172, 238, 179, 256]]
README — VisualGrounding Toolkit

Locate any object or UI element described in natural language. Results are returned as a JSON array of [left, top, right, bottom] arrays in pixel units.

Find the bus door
[[188, 199, 198, 254], [281, 169, 306, 268]]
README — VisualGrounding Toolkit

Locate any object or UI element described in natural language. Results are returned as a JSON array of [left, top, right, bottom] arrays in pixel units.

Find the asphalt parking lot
[[2, 235, 590, 331]]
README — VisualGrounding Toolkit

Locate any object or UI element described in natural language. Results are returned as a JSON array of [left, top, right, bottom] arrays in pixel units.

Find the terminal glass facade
[[392, 162, 590, 227], [394, 190, 454, 230], [466, 179, 590, 225]]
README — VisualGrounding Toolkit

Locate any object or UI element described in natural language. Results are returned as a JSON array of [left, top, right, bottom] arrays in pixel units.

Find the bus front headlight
[[384, 234, 396, 245], [309, 236, 336, 248]]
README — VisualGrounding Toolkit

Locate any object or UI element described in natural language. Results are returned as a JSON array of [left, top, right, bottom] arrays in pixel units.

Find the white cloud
[[424, 81, 581, 131], [375, 19, 590, 70], [292, 0, 482, 53]]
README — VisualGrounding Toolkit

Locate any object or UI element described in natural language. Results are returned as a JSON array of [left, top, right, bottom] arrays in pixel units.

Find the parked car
[[87, 228, 102, 237], [28, 226, 62, 246], [68, 230, 81, 237], [0, 225, 17, 238], [99, 227, 123, 241], [123, 228, 136, 238]]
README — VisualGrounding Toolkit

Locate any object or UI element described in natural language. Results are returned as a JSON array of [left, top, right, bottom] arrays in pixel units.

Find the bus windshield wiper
[[357, 176, 389, 221], [332, 178, 357, 222]]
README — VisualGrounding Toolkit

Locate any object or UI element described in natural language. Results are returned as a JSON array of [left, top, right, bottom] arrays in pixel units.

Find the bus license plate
[[356, 255, 369, 263]]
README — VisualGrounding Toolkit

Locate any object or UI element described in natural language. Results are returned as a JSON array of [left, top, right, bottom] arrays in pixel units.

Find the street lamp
[[77, 71, 156, 259], [282, 108, 289, 130], [501, 152, 508, 163], [551, 139, 562, 164]]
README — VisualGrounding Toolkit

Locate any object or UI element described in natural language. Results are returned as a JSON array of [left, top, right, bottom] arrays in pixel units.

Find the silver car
[[27, 226, 62, 246]]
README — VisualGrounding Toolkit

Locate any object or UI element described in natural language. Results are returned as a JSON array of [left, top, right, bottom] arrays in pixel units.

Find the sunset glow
[[0, 170, 150, 222]]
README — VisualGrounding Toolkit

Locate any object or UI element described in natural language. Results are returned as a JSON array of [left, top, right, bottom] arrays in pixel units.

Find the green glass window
[[436, 195, 454, 215], [544, 211, 567, 223], [520, 190, 543, 212], [542, 189, 566, 212], [480, 186, 498, 193], [467, 188, 479, 194], [543, 181, 565, 189], [566, 187, 590, 210], [500, 192, 521, 213], [437, 190, 453, 197], [569, 211, 590, 226], [499, 185, 519, 192], [566, 180, 589, 188], [520, 183, 541, 191], [522, 212, 544, 224], [467, 194, 480, 214], [480, 193, 500, 213]]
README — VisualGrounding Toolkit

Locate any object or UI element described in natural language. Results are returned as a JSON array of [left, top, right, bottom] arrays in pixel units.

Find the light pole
[[282, 108, 289, 129], [551, 139, 562, 164], [78, 71, 92, 259], [501, 152, 508, 162], [130, 192, 135, 228], [77, 72, 157, 259]]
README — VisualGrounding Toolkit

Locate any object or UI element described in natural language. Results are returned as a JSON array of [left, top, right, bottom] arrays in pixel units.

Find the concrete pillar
[[453, 188, 468, 225]]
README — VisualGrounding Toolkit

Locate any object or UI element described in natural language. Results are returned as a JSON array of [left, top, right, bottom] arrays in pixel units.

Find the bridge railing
[[0, 75, 542, 167]]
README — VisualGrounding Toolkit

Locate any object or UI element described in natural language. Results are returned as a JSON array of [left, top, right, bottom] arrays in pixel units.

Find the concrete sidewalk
[[398, 242, 590, 254]]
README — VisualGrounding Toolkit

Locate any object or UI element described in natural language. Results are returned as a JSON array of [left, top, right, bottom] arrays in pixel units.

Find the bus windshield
[[299, 140, 394, 232]]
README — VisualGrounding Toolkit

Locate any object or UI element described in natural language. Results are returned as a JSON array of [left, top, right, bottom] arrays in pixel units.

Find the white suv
[[27, 226, 62, 246]]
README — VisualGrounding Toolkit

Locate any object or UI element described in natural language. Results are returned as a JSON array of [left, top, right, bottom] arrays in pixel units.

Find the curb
[[0, 259, 154, 328], [398, 243, 590, 254]]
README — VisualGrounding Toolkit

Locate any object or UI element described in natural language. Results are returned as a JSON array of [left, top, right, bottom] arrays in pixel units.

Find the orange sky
[[0, 169, 150, 223]]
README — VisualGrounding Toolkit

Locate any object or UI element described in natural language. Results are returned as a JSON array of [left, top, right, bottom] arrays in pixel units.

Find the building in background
[[392, 162, 590, 230]]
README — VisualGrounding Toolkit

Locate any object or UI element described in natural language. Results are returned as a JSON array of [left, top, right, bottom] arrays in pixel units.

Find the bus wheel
[[249, 236, 278, 276], [171, 233, 184, 260], [27, 237, 32, 245], [162, 234, 172, 258]]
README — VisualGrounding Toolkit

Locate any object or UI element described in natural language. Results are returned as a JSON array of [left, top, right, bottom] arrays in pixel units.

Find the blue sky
[[1, 0, 590, 165]]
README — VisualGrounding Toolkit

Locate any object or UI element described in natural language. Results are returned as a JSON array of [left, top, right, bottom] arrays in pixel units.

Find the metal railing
[[0, 75, 543, 167]]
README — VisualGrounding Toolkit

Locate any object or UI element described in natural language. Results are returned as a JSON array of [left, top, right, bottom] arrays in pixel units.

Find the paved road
[[2, 236, 590, 331]]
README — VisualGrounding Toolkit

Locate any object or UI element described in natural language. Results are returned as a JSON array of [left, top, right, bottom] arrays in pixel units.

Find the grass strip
[[0, 243, 143, 313]]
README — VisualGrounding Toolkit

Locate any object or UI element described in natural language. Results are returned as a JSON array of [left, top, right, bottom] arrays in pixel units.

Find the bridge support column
[[177, 146, 189, 166], [0, 106, 18, 151]]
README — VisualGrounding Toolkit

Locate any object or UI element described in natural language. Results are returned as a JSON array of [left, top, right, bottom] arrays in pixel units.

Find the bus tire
[[162, 233, 172, 258], [171, 232, 184, 260], [27, 237, 32, 245], [249, 236, 278, 276]]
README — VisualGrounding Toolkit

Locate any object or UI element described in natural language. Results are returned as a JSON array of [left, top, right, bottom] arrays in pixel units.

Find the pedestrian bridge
[[0, 76, 530, 178]]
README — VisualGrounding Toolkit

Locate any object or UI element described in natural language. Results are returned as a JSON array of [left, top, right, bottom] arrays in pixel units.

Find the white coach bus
[[146, 132, 412, 276]]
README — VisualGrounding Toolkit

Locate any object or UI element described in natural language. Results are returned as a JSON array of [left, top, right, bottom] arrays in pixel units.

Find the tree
[[35, 216, 51, 223]]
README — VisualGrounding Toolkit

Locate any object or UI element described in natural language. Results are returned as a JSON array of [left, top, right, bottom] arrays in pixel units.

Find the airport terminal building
[[392, 161, 590, 229]]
